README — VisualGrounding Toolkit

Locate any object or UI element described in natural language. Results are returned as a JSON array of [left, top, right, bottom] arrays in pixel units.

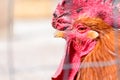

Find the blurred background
[[0, 0, 66, 80]]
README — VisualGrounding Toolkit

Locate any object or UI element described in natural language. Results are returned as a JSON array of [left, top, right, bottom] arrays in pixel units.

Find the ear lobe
[[87, 30, 99, 39]]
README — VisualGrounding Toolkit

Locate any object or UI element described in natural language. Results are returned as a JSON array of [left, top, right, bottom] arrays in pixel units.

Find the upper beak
[[54, 31, 65, 38], [87, 30, 99, 39]]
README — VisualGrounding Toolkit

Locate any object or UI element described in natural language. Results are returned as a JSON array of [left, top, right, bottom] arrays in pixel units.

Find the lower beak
[[54, 31, 65, 38], [87, 30, 99, 39]]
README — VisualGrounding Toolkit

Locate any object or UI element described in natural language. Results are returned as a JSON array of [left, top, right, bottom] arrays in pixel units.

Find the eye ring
[[78, 27, 88, 33]]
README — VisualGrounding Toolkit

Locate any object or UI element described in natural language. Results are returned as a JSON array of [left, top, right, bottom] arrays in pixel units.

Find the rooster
[[52, 0, 120, 80]]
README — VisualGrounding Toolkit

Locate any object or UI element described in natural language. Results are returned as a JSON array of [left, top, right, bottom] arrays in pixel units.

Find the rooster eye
[[78, 27, 87, 33], [78, 27, 87, 30]]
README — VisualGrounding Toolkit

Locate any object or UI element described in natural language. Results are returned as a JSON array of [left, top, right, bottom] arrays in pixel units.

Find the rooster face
[[54, 17, 108, 58], [54, 17, 114, 57], [55, 17, 103, 41]]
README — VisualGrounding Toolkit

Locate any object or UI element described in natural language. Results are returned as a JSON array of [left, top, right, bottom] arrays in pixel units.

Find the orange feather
[[76, 18, 120, 80]]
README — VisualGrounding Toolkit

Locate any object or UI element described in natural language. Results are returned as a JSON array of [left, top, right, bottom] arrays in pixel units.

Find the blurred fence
[[0, 0, 62, 80]]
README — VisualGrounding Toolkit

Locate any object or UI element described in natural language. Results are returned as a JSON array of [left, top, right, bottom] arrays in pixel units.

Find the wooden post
[[0, 0, 9, 40], [0, 1, 14, 80]]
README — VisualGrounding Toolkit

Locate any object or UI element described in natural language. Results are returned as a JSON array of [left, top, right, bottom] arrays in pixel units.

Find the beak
[[54, 31, 65, 38], [87, 30, 99, 39]]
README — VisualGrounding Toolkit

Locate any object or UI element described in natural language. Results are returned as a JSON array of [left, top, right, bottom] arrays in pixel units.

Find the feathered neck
[[76, 28, 120, 80], [82, 28, 117, 62]]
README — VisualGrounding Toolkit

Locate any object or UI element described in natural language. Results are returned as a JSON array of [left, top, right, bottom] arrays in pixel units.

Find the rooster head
[[53, 0, 120, 56], [52, 0, 120, 80]]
